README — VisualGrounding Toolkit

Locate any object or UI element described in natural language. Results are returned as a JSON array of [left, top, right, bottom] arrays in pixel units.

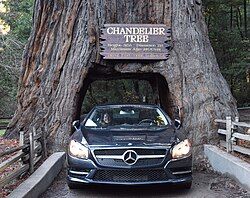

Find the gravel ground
[[41, 170, 249, 198]]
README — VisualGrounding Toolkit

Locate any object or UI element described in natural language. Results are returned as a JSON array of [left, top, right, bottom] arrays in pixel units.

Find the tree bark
[[6, 0, 238, 155], [244, 0, 248, 38], [230, 5, 233, 29]]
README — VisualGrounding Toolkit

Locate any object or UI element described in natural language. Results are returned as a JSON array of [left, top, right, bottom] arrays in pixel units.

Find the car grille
[[93, 148, 167, 168], [96, 158, 163, 167], [94, 149, 166, 155], [93, 169, 168, 182]]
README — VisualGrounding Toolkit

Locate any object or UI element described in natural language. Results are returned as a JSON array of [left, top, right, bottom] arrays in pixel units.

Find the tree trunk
[[6, 0, 238, 156], [230, 5, 233, 29], [244, 0, 248, 38]]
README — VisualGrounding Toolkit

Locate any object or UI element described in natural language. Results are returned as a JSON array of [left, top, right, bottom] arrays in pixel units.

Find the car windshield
[[84, 105, 169, 129]]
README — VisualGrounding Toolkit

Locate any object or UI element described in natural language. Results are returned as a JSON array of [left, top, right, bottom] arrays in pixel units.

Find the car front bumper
[[67, 154, 192, 185]]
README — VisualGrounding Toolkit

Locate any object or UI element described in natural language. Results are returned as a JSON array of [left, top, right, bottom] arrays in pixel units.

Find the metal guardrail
[[215, 116, 250, 156], [0, 128, 47, 188]]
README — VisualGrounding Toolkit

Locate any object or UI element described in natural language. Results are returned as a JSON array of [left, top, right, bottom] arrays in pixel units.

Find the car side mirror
[[173, 105, 181, 118], [174, 119, 181, 130], [72, 120, 80, 130]]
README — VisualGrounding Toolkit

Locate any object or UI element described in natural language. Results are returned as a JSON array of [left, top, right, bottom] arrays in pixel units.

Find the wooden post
[[33, 127, 36, 137], [226, 116, 232, 152], [41, 127, 47, 158], [29, 130, 34, 173], [19, 131, 24, 147], [33, 127, 37, 157], [233, 116, 239, 129], [233, 116, 239, 135], [231, 116, 240, 151]]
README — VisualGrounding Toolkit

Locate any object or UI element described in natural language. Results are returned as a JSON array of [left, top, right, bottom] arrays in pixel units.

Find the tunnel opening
[[74, 67, 175, 123]]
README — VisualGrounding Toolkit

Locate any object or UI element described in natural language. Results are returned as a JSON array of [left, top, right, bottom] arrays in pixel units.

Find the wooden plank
[[232, 145, 250, 156], [34, 134, 42, 141], [0, 145, 28, 158], [34, 155, 42, 165], [232, 121, 250, 128], [34, 142, 42, 156], [237, 107, 250, 110], [0, 152, 25, 172], [0, 117, 12, 119], [220, 140, 227, 148], [232, 132, 250, 141], [215, 119, 226, 124], [0, 164, 29, 188], [218, 129, 227, 135], [21, 153, 30, 162], [20, 144, 42, 163], [22, 154, 42, 167], [0, 155, 42, 189]]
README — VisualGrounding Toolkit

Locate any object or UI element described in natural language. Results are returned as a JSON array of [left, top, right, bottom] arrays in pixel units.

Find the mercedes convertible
[[67, 104, 192, 188]]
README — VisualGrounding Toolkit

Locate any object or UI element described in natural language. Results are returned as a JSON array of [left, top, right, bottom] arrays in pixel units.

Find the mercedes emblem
[[123, 150, 138, 165]]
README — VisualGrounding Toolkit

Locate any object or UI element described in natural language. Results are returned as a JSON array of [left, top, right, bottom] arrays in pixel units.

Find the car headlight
[[69, 140, 89, 159], [171, 139, 191, 159]]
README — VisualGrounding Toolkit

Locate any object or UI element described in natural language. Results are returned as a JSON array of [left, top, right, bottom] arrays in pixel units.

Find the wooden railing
[[0, 128, 47, 188], [215, 116, 250, 156]]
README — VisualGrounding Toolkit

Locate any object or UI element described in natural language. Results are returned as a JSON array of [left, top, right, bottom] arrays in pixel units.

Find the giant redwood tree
[[6, 0, 238, 154]]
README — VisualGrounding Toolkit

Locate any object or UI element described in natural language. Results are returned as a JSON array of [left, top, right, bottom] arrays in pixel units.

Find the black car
[[67, 104, 192, 188]]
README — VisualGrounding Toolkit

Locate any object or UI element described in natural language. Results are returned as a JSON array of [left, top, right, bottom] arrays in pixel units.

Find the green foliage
[[82, 80, 154, 113], [203, 0, 250, 107], [0, 129, 5, 136], [0, 119, 9, 136], [0, 0, 34, 116], [1, 0, 34, 41]]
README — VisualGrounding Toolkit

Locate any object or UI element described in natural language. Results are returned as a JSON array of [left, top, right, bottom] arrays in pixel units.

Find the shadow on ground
[[72, 183, 190, 197], [41, 169, 250, 198]]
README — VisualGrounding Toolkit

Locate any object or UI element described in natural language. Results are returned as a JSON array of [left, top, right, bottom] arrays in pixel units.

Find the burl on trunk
[[6, 0, 238, 155]]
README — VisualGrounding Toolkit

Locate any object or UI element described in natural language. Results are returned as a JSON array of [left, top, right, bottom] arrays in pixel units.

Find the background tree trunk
[[243, 0, 248, 38], [6, 0, 238, 156]]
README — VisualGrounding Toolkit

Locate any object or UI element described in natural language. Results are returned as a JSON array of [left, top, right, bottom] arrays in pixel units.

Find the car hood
[[82, 127, 176, 146]]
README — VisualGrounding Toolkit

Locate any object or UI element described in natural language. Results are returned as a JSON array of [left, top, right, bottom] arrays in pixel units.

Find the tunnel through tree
[[6, 0, 238, 156], [78, 71, 172, 121]]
